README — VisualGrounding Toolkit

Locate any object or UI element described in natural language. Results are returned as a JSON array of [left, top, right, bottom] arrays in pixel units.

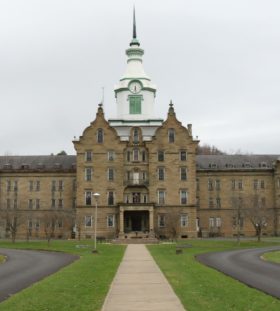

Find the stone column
[[149, 207, 155, 237], [119, 207, 124, 238]]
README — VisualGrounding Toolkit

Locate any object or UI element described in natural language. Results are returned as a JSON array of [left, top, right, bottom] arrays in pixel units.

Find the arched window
[[97, 128, 103, 143], [133, 128, 139, 144]]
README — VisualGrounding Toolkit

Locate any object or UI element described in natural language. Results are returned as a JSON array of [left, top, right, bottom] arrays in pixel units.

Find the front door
[[131, 214, 142, 231]]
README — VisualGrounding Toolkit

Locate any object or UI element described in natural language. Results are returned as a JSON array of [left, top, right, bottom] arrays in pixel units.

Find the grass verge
[[148, 239, 280, 311], [263, 250, 280, 264], [0, 240, 125, 311]]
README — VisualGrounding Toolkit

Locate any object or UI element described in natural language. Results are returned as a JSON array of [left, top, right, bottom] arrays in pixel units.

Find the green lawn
[[0, 240, 125, 311], [263, 250, 280, 264], [148, 239, 280, 311]]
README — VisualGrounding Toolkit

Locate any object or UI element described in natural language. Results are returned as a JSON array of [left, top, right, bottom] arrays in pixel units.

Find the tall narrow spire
[[130, 6, 140, 46], [133, 6, 137, 39]]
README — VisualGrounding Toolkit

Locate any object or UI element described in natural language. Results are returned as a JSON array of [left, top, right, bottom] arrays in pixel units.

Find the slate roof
[[0, 154, 279, 172], [196, 155, 280, 170], [0, 155, 76, 172]]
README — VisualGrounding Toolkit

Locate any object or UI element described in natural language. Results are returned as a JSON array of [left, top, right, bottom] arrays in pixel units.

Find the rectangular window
[[85, 168, 92, 181], [180, 167, 187, 181], [14, 181, 18, 192], [108, 150, 115, 161], [253, 179, 258, 190], [209, 217, 215, 228], [216, 197, 221, 208], [28, 219, 33, 229], [168, 128, 175, 143], [35, 219, 40, 230], [35, 181, 40, 191], [71, 180, 76, 192], [208, 179, 213, 191], [142, 151, 146, 162], [158, 214, 166, 227], [231, 179, 236, 190], [180, 215, 188, 227], [238, 180, 243, 190], [127, 151, 131, 162], [51, 180, 56, 192], [107, 215, 115, 227], [85, 150, 93, 162], [58, 199, 63, 209], [36, 199, 40, 210], [129, 95, 142, 114], [180, 190, 188, 204], [13, 199, 17, 209], [7, 180, 11, 192], [51, 199, 56, 209], [108, 191, 114, 205], [216, 217, 222, 228], [215, 180, 220, 191], [6, 198, 11, 209], [58, 180, 64, 191], [180, 150, 187, 161], [29, 180, 33, 192], [158, 190, 165, 204], [133, 148, 139, 161], [85, 215, 92, 227], [158, 150, 164, 162], [85, 191, 92, 205], [260, 180, 265, 189], [158, 167, 165, 181], [196, 178, 200, 191], [57, 219, 63, 228], [209, 197, 214, 209], [28, 199, 33, 210], [108, 168, 114, 181]]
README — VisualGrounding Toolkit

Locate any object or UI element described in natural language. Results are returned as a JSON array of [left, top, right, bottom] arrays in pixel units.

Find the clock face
[[129, 81, 142, 93]]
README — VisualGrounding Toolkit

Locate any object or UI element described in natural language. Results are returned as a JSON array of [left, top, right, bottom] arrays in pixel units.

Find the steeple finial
[[130, 6, 140, 46], [133, 6, 137, 39]]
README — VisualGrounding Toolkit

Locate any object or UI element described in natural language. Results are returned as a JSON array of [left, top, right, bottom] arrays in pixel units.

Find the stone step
[[112, 238, 159, 244]]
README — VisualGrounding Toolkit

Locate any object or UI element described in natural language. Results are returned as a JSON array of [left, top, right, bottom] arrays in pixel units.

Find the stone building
[[0, 15, 280, 241]]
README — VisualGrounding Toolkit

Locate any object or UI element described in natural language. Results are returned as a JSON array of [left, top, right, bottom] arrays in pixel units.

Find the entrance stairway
[[113, 231, 159, 244]]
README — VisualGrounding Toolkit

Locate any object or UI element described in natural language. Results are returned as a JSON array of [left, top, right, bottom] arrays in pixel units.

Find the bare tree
[[75, 213, 84, 241], [231, 196, 245, 245], [0, 207, 24, 243], [245, 195, 273, 242], [41, 209, 74, 246], [166, 210, 182, 241]]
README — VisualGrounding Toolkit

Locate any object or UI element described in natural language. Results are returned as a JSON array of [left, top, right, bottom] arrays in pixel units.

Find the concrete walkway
[[101, 244, 186, 311]]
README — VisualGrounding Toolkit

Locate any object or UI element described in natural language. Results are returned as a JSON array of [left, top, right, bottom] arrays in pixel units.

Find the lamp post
[[93, 192, 100, 253]]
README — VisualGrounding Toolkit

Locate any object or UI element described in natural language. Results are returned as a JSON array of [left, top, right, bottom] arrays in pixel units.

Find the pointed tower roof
[[130, 6, 140, 46]]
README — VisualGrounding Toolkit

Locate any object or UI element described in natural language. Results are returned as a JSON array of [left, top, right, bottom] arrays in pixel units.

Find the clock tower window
[[129, 95, 142, 114]]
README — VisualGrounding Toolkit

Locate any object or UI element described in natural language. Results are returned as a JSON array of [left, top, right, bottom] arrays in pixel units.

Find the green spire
[[130, 6, 140, 46]]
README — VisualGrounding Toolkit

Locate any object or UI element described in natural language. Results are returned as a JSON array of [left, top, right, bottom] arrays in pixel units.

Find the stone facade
[[1, 15, 280, 241]]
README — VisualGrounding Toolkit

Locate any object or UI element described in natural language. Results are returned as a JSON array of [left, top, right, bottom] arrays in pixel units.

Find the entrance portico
[[119, 204, 154, 238]]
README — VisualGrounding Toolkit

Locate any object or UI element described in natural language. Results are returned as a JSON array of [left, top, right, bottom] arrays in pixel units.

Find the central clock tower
[[109, 9, 162, 128]]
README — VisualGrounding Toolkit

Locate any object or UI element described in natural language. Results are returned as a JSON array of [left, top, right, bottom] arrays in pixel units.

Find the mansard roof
[[196, 154, 280, 171], [0, 155, 76, 172]]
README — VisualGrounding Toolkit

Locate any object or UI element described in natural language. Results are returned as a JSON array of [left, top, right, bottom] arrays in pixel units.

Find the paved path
[[197, 246, 280, 299], [102, 244, 186, 311], [0, 248, 78, 302]]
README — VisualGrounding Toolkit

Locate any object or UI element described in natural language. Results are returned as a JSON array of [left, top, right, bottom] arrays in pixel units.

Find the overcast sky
[[0, 0, 279, 155]]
